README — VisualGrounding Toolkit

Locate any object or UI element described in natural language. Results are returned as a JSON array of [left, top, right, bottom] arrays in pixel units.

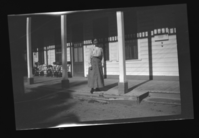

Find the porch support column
[[26, 17, 34, 84], [61, 14, 70, 88], [116, 11, 128, 95], [46, 46, 48, 66]]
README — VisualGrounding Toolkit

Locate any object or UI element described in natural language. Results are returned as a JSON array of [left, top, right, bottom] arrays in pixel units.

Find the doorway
[[73, 42, 84, 76], [72, 22, 84, 77]]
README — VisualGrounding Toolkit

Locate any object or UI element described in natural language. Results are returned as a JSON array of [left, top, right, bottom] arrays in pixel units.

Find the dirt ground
[[47, 96, 181, 122], [14, 91, 181, 130]]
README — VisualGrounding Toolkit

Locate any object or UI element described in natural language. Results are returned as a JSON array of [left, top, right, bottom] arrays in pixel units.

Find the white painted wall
[[84, 45, 95, 77], [105, 39, 150, 76], [151, 34, 179, 76], [83, 34, 179, 77], [48, 48, 55, 65]]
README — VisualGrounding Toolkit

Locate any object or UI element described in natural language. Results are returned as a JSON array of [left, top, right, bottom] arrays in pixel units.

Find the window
[[55, 48, 62, 64], [48, 49, 55, 65], [125, 39, 138, 60], [74, 43, 83, 62], [38, 49, 44, 64]]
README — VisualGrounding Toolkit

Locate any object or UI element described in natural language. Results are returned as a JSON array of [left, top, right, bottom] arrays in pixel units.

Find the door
[[73, 42, 84, 76], [72, 21, 84, 77]]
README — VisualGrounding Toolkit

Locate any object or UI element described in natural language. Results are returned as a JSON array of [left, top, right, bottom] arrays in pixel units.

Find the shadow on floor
[[31, 78, 61, 84], [15, 83, 80, 130], [127, 80, 151, 93], [102, 83, 118, 91], [69, 81, 88, 87]]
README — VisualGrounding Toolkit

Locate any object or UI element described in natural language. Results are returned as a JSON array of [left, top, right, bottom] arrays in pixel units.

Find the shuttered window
[[74, 43, 83, 62]]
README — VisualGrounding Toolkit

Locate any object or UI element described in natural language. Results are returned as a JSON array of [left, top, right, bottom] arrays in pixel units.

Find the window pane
[[125, 39, 138, 60], [170, 28, 174, 33], [74, 48, 78, 62], [67, 47, 70, 61], [78, 47, 83, 62]]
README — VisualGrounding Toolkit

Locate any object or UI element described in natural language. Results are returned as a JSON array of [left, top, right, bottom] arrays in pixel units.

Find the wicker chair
[[46, 65, 53, 77]]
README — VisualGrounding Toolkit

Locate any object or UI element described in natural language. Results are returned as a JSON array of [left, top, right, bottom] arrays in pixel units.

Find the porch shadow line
[[127, 80, 151, 93], [31, 78, 61, 84], [69, 81, 88, 88], [102, 83, 118, 91]]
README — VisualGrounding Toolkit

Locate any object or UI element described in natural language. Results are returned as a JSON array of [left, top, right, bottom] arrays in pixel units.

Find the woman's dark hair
[[93, 39, 98, 44]]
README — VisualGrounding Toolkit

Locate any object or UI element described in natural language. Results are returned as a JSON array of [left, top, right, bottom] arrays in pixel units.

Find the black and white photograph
[[7, 3, 194, 130]]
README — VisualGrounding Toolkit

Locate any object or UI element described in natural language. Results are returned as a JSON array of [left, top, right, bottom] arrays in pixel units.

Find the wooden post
[[26, 17, 34, 84], [116, 11, 128, 95], [61, 14, 70, 88]]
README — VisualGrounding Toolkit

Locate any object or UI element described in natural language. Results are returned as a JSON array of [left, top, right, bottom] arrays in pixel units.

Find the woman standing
[[88, 39, 105, 94]]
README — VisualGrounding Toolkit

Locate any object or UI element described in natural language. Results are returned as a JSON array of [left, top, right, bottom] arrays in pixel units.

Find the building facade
[[32, 6, 179, 81]]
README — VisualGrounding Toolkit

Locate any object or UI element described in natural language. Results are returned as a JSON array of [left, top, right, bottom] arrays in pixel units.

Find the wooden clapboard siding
[[152, 41, 177, 47], [152, 48, 177, 54], [140, 47, 149, 52], [106, 63, 119, 68], [107, 72, 119, 75], [153, 66, 179, 72], [151, 35, 179, 76], [167, 35, 177, 40], [152, 40, 177, 45], [153, 72, 179, 76], [153, 53, 178, 58], [153, 62, 179, 67], [139, 38, 149, 44], [126, 70, 150, 75], [126, 64, 149, 69], [106, 59, 119, 75], [152, 45, 177, 51], [126, 72, 149, 75], [125, 8, 179, 78], [126, 64, 149, 73]]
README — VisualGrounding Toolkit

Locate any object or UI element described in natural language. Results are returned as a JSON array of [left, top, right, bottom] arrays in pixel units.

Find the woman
[[88, 39, 104, 94]]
